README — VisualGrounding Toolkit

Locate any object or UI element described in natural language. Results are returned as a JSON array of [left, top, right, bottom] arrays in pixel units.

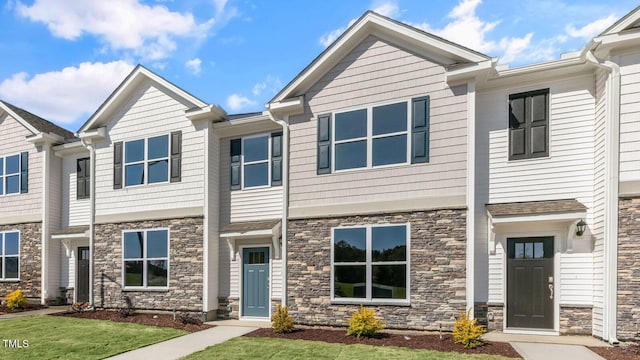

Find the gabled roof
[[269, 11, 490, 105], [78, 64, 225, 133], [0, 100, 75, 140], [599, 6, 640, 36]]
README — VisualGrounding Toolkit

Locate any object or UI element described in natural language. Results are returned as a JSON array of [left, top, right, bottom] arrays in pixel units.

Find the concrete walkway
[[105, 325, 257, 360], [484, 332, 608, 360], [0, 305, 67, 320]]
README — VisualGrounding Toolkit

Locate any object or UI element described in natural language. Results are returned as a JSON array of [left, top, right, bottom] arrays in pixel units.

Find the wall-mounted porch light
[[576, 219, 587, 236]]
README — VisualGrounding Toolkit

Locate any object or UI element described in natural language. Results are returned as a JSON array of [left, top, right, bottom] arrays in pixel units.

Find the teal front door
[[242, 247, 269, 317]]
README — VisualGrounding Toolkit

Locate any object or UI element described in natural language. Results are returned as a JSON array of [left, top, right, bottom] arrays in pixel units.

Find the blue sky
[[1, 0, 638, 131]]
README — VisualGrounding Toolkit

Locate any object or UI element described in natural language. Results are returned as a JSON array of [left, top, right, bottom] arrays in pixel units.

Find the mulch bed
[[589, 344, 640, 360], [245, 327, 522, 358], [0, 303, 47, 314], [51, 310, 213, 333]]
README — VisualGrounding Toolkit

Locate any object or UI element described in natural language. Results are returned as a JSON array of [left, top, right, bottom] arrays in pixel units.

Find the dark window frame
[[76, 157, 90, 200], [0, 231, 20, 281], [230, 132, 283, 190]]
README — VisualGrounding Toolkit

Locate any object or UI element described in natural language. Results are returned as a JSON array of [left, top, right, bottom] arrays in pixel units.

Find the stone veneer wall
[[93, 217, 204, 312], [618, 196, 640, 340], [559, 306, 592, 335], [287, 209, 467, 330], [0, 223, 42, 300], [486, 304, 504, 331]]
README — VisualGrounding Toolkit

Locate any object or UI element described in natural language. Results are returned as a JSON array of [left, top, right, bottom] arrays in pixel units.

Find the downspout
[[466, 80, 476, 316], [585, 50, 620, 344], [268, 112, 289, 307], [41, 143, 50, 305], [80, 139, 96, 308]]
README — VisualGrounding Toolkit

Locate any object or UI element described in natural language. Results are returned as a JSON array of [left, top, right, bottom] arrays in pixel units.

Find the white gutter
[[585, 49, 620, 344], [267, 111, 289, 307], [80, 138, 96, 308], [466, 80, 476, 315], [41, 144, 50, 305]]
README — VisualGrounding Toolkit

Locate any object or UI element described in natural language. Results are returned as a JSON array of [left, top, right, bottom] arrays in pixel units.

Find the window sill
[[331, 299, 410, 307], [0, 279, 20, 283], [122, 287, 169, 292]]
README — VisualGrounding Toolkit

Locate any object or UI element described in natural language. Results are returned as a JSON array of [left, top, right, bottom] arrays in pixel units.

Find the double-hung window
[[317, 96, 429, 174], [124, 135, 169, 186], [113, 132, 181, 189], [230, 132, 283, 190], [123, 229, 169, 288], [0, 231, 19, 280], [0, 154, 24, 196], [332, 224, 409, 303]]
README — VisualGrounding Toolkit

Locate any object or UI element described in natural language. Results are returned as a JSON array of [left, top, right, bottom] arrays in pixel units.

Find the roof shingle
[[2, 101, 76, 140]]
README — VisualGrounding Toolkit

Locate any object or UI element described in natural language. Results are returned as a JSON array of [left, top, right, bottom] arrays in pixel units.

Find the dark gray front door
[[77, 247, 90, 303], [242, 247, 269, 317], [507, 237, 554, 329]]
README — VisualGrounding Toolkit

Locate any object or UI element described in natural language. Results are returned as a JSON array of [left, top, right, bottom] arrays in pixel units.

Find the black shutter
[[230, 139, 241, 190], [77, 158, 90, 199], [113, 141, 123, 189], [170, 131, 182, 183], [20, 152, 28, 193], [411, 96, 430, 164], [509, 89, 548, 160], [317, 114, 331, 174], [271, 132, 283, 186]]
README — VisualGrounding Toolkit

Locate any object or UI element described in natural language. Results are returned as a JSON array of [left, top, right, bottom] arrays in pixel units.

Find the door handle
[[548, 284, 554, 300]]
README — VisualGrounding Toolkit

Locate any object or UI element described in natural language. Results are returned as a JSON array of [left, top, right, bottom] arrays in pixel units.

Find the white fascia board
[[77, 127, 107, 143], [496, 57, 584, 78], [52, 232, 88, 240], [446, 59, 495, 84], [592, 32, 640, 57], [491, 212, 586, 224], [220, 229, 273, 238], [53, 141, 88, 157], [185, 104, 227, 122], [266, 96, 304, 117], [599, 7, 640, 36], [26, 132, 65, 145]]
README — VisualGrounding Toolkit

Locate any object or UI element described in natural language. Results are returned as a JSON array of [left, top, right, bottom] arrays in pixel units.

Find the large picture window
[[0, 231, 19, 280], [123, 229, 169, 288], [124, 135, 169, 187], [332, 224, 409, 302]]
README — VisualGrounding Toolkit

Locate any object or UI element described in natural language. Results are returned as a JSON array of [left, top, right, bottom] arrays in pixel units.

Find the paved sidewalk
[[510, 342, 605, 360], [105, 325, 257, 360], [0, 305, 68, 320], [484, 332, 608, 360]]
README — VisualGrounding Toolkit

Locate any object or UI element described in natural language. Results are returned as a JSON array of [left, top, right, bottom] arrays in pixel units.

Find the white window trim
[[332, 100, 411, 173], [0, 153, 22, 197], [330, 223, 410, 305], [241, 133, 272, 190], [0, 231, 20, 281], [123, 135, 170, 188], [121, 228, 170, 290]]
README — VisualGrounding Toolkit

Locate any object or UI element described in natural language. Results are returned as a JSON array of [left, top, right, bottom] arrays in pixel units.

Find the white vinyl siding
[[559, 253, 594, 305], [61, 153, 90, 228], [287, 35, 468, 209], [0, 114, 41, 219], [618, 52, 640, 182], [93, 81, 205, 217], [219, 136, 283, 225]]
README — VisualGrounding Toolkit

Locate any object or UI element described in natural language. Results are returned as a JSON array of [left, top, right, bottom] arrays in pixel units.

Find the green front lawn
[[0, 315, 186, 359], [184, 337, 515, 360]]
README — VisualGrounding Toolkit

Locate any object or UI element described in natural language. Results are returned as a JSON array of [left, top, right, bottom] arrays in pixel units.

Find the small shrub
[[346, 305, 385, 338], [71, 302, 90, 313], [271, 304, 294, 333], [5, 290, 27, 310], [118, 294, 134, 318], [452, 309, 486, 349], [179, 313, 204, 325]]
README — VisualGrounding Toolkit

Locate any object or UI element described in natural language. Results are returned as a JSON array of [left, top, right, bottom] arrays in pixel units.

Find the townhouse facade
[[1, 7, 639, 342]]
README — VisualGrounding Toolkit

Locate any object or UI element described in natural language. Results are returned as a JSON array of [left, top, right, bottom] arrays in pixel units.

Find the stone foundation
[[0, 222, 42, 300], [560, 306, 592, 335], [217, 297, 239, 319], [93, 217, 204, 312], [486, 304, 504, 331], [618, 196, 640, 340], [287, 209, 467, 330]]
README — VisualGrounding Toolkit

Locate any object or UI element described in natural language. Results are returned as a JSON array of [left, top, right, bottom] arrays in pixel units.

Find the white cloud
[[566, 14, 618, 39], [15, 0, 215, 60], [252, 75, 283, 96], [0, 61, 134, 125], [226, 93, 257, 111], [319, 0, 399, 47], [185, 58, 202, 75]]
